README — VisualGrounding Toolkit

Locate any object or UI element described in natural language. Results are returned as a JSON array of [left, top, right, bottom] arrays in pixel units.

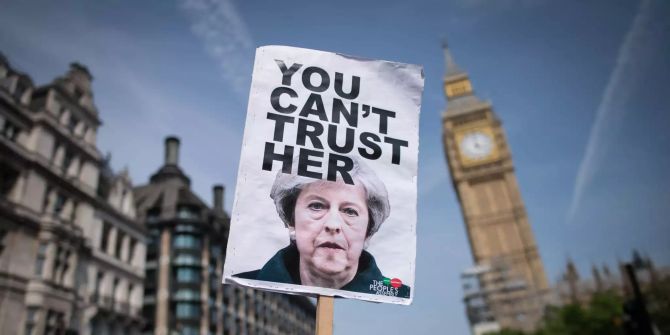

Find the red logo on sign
[[390, 278, 402, 288]]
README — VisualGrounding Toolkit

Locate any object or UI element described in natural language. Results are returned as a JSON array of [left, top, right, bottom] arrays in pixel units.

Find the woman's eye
[[342, 208, 358, 217], [308, 202, 325, 211]]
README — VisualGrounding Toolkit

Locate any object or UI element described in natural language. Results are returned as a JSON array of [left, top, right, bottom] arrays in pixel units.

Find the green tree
[[485, 330, 525, 335], [646, 276, 670, 334], [486, 291, 624, 335], [583, 292, 625, 335]]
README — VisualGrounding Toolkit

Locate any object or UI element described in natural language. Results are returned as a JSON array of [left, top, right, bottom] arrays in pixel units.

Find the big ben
[[441, 42, 549, 332]]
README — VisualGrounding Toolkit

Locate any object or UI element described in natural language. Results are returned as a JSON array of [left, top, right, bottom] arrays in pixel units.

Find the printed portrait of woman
[[234, 156, 410, 298]]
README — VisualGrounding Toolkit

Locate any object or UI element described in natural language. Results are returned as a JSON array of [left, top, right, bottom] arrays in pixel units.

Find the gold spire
[[442, 40, 473, 100], [442, 39, 464, 77]]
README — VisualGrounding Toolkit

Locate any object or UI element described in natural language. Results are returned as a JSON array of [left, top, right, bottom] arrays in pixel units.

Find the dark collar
[[236, 243, 410, 298], [256, 243, 382, 289]]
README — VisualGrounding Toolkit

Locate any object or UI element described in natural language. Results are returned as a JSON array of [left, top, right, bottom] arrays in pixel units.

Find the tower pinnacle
[[441, 40, 480, 107], [442, 39, 464, 77], [442, 42, 549, 330]]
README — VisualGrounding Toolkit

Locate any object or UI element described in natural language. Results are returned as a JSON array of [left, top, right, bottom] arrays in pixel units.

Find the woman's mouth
[[317, 242, 344, 250]]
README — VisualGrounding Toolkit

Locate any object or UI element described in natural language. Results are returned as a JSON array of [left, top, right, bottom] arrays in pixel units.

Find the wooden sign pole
[[315, 295, 334, 335]]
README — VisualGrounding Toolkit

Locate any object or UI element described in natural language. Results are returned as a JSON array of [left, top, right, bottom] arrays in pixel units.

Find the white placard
[[223, 45, 423, 305]]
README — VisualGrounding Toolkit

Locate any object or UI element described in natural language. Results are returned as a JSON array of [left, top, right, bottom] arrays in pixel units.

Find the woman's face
[[293, 180, 369, 279]]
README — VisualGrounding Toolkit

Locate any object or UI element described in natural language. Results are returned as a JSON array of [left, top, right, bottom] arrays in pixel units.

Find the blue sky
[[2, 0, 669, 333]]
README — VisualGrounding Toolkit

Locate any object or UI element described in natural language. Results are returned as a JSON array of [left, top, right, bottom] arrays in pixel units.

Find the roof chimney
[[164, 136, 180, 166], [67, 62, 93, 93], [213, 185, 224, 213]]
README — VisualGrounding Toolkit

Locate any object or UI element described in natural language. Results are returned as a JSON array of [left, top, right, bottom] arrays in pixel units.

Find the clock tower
[[441, 43, 548, 332]]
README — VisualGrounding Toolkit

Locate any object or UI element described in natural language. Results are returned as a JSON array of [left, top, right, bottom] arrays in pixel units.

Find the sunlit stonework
[[441, 43, 549, 334]]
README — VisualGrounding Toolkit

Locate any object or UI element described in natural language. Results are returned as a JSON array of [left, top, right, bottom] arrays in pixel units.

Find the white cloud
[[179, 0, 255, 96], [566, 0, 655, 223]]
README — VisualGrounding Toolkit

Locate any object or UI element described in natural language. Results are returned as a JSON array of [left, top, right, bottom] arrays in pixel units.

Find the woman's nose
[[323, 210, 343, 233]]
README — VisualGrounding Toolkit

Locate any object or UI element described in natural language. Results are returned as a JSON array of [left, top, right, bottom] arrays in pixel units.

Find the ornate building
[[0, 51, 315, 335], [554, 251, 669, 307], [440, 44, 549, 332], [135, 136, 316, 335], [0, 53, 146, 335]]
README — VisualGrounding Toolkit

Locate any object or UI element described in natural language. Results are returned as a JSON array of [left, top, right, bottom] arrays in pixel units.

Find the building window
[[128, 284, 134, 304], [67, 115, 79, 134], [210, 244, 222, 258], [52, 246, 70, 284], [176, 268, 200, 284], [223, 288, 230, 307], [146, 207, 161, 223], [173, 234, 201, 249], [51, 141, 60, 163], [112, 277, 119, 304], [0, 77, 10, 92], [176, 205, 200, 220], [34, 242, 47, 277], [60, 250, 70, 284], [174, 289, 199, 301], [174, 254, 199, 266], [0, 229, 6, 256], [70, 201, 78, 223], [24, 307, 38, 335], [210, 276, 219, 290], [100, 222, 111, 252], [44, 310, 65, 335], [175, 303, 200, 319], [0, 163, 19, 198], [62, 149, 74, 173], [144, 287, 156, 306], [42, 186, 52, 213], [147, 228, 159, 260], [179, 325, 199, 335], [175, 224, 196, 233], [210, 306, 217, 325], [146, 269, 157, 286], [142, 305, 154, 324], [93, 271, 104, 302], [14, 80, 27, 101], [115, 231, 124, 259], [128, 238, 136, 264], [53, 193, 66, 216], [0, 116, 20, 142]]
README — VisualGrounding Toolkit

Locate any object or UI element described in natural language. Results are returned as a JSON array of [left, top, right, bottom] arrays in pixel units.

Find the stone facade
[[553, 252, 669, 307], [440, 44, 549, 332], [1, 51, 315, 335], [135, 137, 316, 335], [0, 53, 146, 335]]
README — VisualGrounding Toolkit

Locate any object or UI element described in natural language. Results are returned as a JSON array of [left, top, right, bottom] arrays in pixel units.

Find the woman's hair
[[270, 155, 390, 238]]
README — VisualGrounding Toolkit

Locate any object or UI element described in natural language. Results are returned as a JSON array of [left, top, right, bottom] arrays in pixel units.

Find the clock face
[[460, 131, 494, 160]]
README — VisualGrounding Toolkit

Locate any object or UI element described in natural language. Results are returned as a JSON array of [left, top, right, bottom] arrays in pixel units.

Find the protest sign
[[223, 45, 423, 305]]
